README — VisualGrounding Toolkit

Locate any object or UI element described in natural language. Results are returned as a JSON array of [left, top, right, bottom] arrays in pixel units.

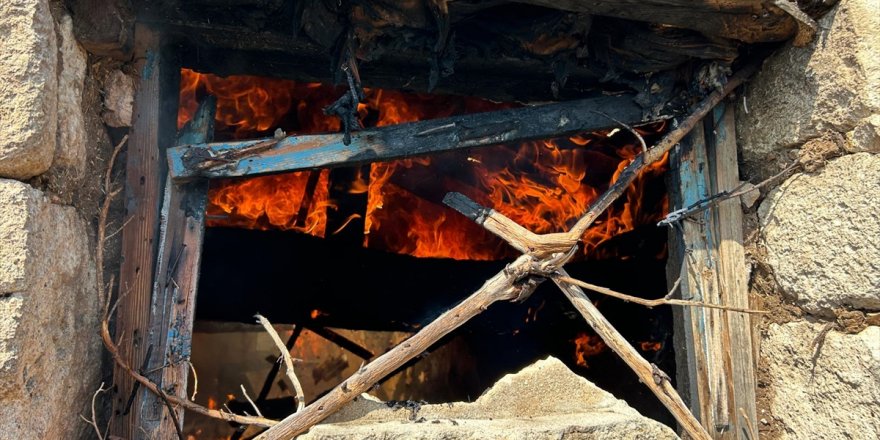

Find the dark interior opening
[[179, 70, 675, 439]]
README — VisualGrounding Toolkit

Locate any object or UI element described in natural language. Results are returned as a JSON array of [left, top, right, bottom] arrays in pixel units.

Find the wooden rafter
[[167, 94, 655, 181]]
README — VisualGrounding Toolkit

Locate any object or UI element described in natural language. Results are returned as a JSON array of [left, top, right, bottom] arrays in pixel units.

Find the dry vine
[[554, 275, 767, 314]]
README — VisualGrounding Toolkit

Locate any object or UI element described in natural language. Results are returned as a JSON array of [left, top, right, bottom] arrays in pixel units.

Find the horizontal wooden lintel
[[167, 93, 659, 181]]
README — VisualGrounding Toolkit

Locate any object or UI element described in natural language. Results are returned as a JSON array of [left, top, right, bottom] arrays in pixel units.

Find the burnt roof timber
[[512, 0, 798, 43], [167, 93, 656, 181], [132, 0, 799, 43], [160, 15, 737, 101]]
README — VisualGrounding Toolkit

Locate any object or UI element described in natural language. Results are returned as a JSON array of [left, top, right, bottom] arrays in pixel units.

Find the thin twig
[[664, 276, 682, 300], [256, 314, 306, 411], [241, 384, 265, 418], [96, 134, 127, 310], [104, 215, 134, 241], [188, 361, 199, 401], [155, 386, 186, 440], [590, 110, 648, 154], [554, 275, 766, 314], [80, 382, 110, 440], [99, 319, 277, 427]]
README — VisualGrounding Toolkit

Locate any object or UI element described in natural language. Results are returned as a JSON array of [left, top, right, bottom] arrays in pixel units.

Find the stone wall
[[737, 0, 880, 438], [0, 0, 130, 438]]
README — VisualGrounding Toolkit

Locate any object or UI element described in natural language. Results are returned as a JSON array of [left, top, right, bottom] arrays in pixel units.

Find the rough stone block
[[846, 114, 880, 153], [736, 0, 880, 178], [762, 321, 880, 439], [758, 153, 880, 315], [303, 357, 680, 439], [102, 69, 134, 127], [0, 0, 58, 179], [52, 13, 88, 179], [0, 182, 36, 293], [0, 179, 100, 439]]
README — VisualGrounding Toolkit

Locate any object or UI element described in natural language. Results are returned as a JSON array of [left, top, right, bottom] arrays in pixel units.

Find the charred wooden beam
[[512, 0, 798, 43], [138, 95, 215, 438], [168, 94, 657, 181], [176, 42, 609, 102], [111, 24, 181, 439]]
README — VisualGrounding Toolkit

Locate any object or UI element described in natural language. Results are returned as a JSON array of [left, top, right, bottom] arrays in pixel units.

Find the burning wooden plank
[[167, 94, 656, 181]]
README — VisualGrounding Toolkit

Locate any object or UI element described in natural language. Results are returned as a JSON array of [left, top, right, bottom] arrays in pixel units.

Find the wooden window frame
[[113, 26, 756, 440]]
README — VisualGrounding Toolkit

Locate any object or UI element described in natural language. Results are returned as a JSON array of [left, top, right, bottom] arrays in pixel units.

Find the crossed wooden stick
[[255, 64, 760, 440]]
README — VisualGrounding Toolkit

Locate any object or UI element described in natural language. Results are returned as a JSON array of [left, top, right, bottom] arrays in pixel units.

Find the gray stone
[[0, 0, 58, 179], [738, 181, 760, 210], [736, 0, 880, 178], [0, 179, 100, 439], [301, 357, 679, 439], [761, 321, 880, 439], [52, 13, 88, 179], [102, 69, 134, 127], [846, 115, 880, 153], [758, 153, 880, 315]]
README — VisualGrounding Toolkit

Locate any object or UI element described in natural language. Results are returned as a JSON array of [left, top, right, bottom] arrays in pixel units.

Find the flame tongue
[[179, 69, 669, 261]]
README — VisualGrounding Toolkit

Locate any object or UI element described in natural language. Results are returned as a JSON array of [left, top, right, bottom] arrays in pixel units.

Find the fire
[[640, 341, 662, 352], [178, 69, 669, 260], [572, 333, 607, 367]]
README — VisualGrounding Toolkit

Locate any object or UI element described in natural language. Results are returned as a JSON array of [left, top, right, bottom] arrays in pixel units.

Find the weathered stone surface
[[52, 13, 88, 179], [102, 69, 134, 127], [758, 153, 880, 315], [762, 321, 880, 439], [0, 179, 100, 439], [0, 0, 58, 179], [736, 0, 880, 178], [846, 114, 880, 153], [302, 357, 679, 439]]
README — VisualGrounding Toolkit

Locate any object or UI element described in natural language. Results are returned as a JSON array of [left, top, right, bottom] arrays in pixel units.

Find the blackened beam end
[[443, 192, 489, 224]]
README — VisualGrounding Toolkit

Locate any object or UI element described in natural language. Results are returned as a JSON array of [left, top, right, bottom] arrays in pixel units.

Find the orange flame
[[640, 341, 662, 352], [178, 69, 668, 260], [572, 333, 607, 367]]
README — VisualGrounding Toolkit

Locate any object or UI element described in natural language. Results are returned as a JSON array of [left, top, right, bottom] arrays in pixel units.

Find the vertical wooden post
[[707, 104, 758, 438], [138, 97, 216, 437], [111, 24, 180, 439], [667, 101, 757, 439]]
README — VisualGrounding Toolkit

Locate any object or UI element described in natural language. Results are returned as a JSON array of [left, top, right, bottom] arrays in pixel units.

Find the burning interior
[[90, 1, 822, 439], [178, 70, 673, 439]]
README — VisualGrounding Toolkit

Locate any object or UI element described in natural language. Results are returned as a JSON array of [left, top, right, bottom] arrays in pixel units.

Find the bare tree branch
[[256, 314, 306, 411]]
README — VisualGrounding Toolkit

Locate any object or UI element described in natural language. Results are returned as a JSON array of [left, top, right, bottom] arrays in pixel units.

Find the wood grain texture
[[112, 25, 171, 439], [139, 97, 215, 438], [708, 103, 758, 438], [667, 102, 756, 438], [167, 94, 651, 180]]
